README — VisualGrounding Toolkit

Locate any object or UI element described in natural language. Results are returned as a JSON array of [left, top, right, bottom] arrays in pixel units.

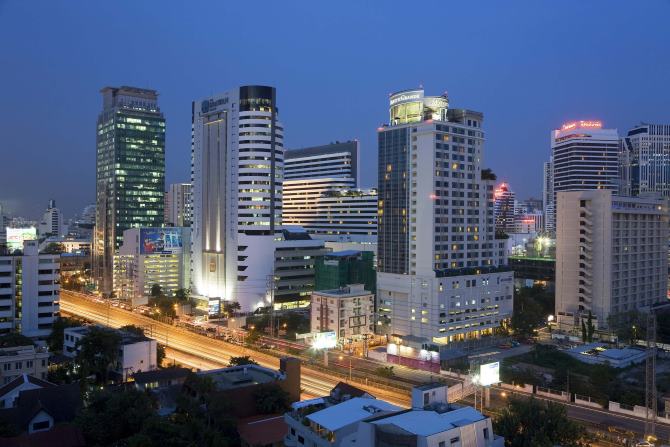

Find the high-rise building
[[0, 240, 60, 338], [165, 183, 193, 227], [542, 160, 555, 232], [555, 190, 668, 330], [550, 120, 619, 231], [38, 200, 63, 237], [191, 86, 283, 312], [376, 88, 513, 344], [284, 141, 359, 185], [113, 227, 190, 303], [493, 183, 516, 234], [620, 123, 670, 197], [93, 86, 165, 295], [283, 141, 377, 249]]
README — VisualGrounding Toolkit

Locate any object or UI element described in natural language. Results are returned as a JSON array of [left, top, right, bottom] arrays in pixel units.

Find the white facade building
[[191, 86, 283, 312], [0, 346, 49, 385], [165, 183, 192, 227], [64, 326, 158, 379], [113, 227, 190, 303], [284, 141, 359, 185], [620, 123, 670, 197], [311, 284, 374, 342], [0, 240, 60, 339], [38, 200, 64, 237], [377, 88, 512, 345], [555, 190, 668, 330]]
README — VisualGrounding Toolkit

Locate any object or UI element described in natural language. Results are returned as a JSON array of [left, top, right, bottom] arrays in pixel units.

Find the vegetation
[[228, 356, 258, 367], [252, 383, 291, 414], [47, 316, 85, 352], [375, 366, 395, 378], [494, 397, 589, 447], [0, 332, 34, 348], [42, 242, 65, 254], [510, 285, 554, 338], [76, 326, 122, 384]]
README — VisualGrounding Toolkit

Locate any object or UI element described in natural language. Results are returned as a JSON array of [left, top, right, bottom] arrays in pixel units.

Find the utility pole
[[267, 274, 275, 337], [644, 308, 657, 443]]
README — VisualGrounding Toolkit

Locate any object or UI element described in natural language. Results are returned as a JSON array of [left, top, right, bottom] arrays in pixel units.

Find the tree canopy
[[510, 285, 554, 338], [228, 356, 258, 367], [494, 397, 588, 447], [76, 326, 122, 383]]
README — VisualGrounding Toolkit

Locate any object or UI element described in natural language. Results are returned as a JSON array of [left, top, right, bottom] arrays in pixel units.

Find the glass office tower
[[94, 86, 165, 295]]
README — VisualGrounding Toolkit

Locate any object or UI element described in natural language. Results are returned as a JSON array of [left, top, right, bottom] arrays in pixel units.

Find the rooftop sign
[[561, 120, 602, 131]]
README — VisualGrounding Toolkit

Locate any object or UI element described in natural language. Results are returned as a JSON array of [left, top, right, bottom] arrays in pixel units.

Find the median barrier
[[500, 382, 533, 393], [574, 394, 603, 409], [536, 386, 569, 402]]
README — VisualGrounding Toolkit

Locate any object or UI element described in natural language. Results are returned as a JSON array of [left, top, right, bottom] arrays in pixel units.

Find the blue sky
[[1, 0, 669, 218]]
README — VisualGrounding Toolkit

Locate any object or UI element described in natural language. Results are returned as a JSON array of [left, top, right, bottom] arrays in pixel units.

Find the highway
[[60, 290, 409, 406]]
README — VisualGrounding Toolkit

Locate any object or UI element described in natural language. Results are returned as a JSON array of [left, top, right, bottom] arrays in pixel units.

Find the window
[[439, 442, 446, 447], [298, 435, 304, 444], [450, 437, 460, 444], [32, 420, 51, 431], [15, 362, 22, 370], [483, 427, 489, 439]]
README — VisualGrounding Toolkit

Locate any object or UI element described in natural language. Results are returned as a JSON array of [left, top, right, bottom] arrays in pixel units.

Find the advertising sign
[[479, 362, 500, 386], [6, 227, 37, 251], [140, 228, 183, 254], [297, 331, 337, 349], [389, 89, 423, 106]]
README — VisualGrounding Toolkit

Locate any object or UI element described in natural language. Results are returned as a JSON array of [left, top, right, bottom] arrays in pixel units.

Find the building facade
[[94, 86, 166, 294], [310, 284, 374, 343], [543, 160, 555, 233], [38, 200, 63, 237], [377, 88, 512, 345], [113, 227, 190, 303], [165, 183, 193, 227], [314, 250, 376, 294], [0, 240, 59, 339], [191, 86, 283, 312], [620, 123, 670, 197], [493, 183, 516, 234], [284, 141, 359, 185], [555, 190, 668, 330], [0, 346, 49, 385]]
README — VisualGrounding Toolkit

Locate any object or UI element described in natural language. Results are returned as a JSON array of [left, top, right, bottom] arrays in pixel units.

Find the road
[[60, 290, 409, 406]]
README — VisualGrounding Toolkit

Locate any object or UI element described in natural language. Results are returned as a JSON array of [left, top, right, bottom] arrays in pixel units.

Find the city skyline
[[2, 1, 670, 218]]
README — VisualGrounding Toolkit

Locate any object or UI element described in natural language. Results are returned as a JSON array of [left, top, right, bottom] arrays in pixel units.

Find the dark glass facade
[[377, 127, 409, 274], [94, 87, 165, 294]]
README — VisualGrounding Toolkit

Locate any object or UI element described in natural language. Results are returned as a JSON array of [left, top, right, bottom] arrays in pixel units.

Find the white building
[[38, 200, 64, 238], [555, 190, 668, 330], [543, 160, 555, 233], [377, 88, 513, 345], [311, 284, 374, 343], [191, 86, 283, 312], [620, 123, 670, 197], [0, 240, 60, 339], [285, 383, 503, 447], [165, 183, 192, 227], [113, 227, 190, 303], [0, 346, 49, 385], [64, 326, 158, 379], [284, 141, 359, 185]]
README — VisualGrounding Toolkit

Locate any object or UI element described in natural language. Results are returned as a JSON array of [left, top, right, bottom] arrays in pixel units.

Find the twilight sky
[[1, 0, 669, 219]]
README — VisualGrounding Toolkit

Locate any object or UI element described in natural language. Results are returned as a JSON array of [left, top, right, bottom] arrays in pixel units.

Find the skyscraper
[[376, 88, 512, 343], [493, 183, 516, 234], [542, 160, 555, 232], [38, 199, 63, 237], [165, 183, 193, 227], [555, 190, 668, 330], [94, 86, 165, 295], [191, 86, 283, 312], [620, 123, 670, 197]]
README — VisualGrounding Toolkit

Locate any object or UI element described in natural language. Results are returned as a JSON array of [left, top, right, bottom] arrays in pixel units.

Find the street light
[[339, 355, 352, 381]]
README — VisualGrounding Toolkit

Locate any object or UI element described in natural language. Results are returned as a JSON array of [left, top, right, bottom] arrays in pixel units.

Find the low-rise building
[[0, 345, 50, 385], [63, 326, 157, 379], [311, 284, 374, 344], [0, 240, 60, 339], [0, 374, 54, 409], [285, 383, 503, 447]]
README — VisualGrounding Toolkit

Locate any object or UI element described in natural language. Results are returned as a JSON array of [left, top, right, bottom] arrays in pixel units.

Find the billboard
[[297, 331, 337, 349], [479, 362, 500, 386], [140, 228, 183, 254], [6, 227, 37, 251]]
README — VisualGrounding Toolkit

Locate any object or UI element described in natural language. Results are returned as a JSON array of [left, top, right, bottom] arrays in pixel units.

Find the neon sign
[[561, 120, 602, 131]]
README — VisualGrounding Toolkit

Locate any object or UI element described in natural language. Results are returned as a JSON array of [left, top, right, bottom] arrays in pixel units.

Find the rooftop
[[313, 284, 371, 298], [370, 406, 486, 437], [306, 397, 401, 432], [325, 250, 362, 258], [198, 364, 283, 390]]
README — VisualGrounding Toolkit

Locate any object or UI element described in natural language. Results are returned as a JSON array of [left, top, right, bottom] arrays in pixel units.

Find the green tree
[[76, 326, 121, 383], [510, 285, 554, 338], [228, 355, 258, 367], [581, 320, 587, 343], [375, 366, 395, 378], [76, 387, 155, 446], [494, 397, 588, 447], [120, 324, 146, 337], [0, 332, 34, 348], [252, 383, 291, 414], [42, 242, 65, 254], [223, 301, 241, 316], [174, 288, 189, 301], [586, 311, 595, 342], [157, 344, 166, 367], [151, 284, 164, 298], [607, 310, 644, 345]]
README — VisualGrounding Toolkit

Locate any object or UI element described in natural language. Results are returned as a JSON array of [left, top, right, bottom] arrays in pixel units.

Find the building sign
[[140, 228, 183, 254], [479, 361, 500, 386], [6, 227, 37, 251], [389, 90, 423, 106], [561, 120, 602, 131], [201, 96, 229, 113]]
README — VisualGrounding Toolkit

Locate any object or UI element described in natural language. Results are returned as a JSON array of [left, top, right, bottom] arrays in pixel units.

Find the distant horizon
[[2, 1, 669, 219]]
